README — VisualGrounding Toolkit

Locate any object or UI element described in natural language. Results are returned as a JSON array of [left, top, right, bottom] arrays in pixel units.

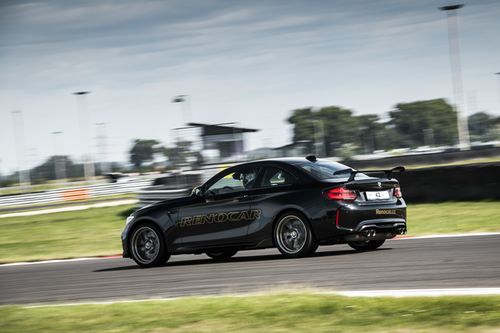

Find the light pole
[[495, 72, 500, 113], [11, 110, 31, 190], [73, 91, 95, 180], [172, 95, 191, 125], [310, 107, 326, 157], [310, 119, 326, 157], [51, 131, 66, 180], [95, 122, 110, 174], [439, 4, 470, 150]]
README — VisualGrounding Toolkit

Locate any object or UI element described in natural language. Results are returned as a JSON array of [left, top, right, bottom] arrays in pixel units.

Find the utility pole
[[495, 72, 500, 113], [439, 4, 470, 150], [73, 91, 95, 180], [11, 110, 31, 190], [95, 122, 110, 174], [172, 95, 191, 125], [51, 131, 66, 180], [312, 119, 326, 157]]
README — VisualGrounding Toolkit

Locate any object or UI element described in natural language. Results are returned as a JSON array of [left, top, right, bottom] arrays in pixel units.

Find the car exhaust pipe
[[362, 229, 377, 238], [396, 227, 407, 235]]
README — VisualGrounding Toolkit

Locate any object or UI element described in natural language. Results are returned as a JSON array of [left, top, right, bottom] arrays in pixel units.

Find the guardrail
[[0, 179, 152, 208], [0, 163, 233, 209]]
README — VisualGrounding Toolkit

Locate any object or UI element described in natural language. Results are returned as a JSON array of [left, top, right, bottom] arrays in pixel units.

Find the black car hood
[[135, 195, 200, 216]]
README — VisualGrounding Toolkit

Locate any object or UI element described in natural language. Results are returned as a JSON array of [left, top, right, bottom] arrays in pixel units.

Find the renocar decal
[[375, 209, 397, 215], [178, 209, 262, 227]]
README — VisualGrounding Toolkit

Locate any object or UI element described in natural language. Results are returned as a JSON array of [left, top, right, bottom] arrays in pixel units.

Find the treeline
[[3, 98, 499, 186], [288, 98, 500, 157], [0, 157, 124, 187], [129, 139, 201, 170]]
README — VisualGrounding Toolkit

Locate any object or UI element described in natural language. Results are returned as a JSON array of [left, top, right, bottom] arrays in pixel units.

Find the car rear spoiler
[[334, 166, 405, 182]]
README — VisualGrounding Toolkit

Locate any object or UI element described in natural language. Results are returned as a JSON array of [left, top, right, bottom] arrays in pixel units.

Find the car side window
[[259, 167, 294, 188], [206, 167, 260, 195]]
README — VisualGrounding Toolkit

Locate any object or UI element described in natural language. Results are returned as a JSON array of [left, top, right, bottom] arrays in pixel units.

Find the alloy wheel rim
[[276, 215, 307, 254], [131, 226, 160, 264]]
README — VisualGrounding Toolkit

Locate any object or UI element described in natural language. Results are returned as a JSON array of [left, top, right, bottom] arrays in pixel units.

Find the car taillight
[[326, 187, 357, 201], [394, 186, 402, 198]]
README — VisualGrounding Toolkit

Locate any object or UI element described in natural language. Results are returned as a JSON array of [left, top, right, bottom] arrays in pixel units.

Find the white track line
[[21, 288, 500, 308], [1, 232, 500, 267], [336, 288, 500, 297]]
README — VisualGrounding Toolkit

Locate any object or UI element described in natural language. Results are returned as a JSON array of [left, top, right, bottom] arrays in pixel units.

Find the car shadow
[[94, 247, 392, 273]]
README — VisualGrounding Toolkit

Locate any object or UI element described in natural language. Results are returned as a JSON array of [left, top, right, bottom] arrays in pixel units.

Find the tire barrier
[[393, 163, 500, 203]]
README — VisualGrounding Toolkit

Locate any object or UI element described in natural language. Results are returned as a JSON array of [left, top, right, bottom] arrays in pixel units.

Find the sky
[[1, 0, 500, 174]]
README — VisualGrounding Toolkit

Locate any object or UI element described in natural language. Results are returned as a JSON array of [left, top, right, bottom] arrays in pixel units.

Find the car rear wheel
[[130, 223, 170, 268], [205, 250, 238, 261], [348, 239, 385, 251], [274, 212, 318, 258]]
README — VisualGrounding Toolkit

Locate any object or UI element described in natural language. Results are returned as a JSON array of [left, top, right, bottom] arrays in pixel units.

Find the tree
[[129, 139, 160, 168], [161, 140, 204, 169], [288, 106, 359, 156], [30, 156, 82, 181], [355, 114, 386, 153], [389, 99, 458, 147], [468, 112, 499, 142]]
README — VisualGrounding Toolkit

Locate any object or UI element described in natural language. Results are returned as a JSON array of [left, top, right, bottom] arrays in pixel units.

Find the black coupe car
[[122, 156, 407, 267]]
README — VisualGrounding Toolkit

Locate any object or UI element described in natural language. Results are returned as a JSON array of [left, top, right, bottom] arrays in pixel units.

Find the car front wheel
[[274, 212, 318, 258], [130, 223, 170, 268]]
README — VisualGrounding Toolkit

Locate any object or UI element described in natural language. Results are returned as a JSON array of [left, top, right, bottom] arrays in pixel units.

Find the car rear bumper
[[345, 218, 407, 241], [355, 218, 407, 233], [315, 201, 407, 242], [336, 201, 406, 230]]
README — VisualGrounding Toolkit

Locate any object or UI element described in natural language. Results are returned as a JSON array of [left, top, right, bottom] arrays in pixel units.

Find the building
[[185, 122, 259, 163]]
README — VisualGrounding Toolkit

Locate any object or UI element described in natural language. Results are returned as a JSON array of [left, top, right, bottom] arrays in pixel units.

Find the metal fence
[[0, 179, 152, 208], [0, 164, 230, 209]]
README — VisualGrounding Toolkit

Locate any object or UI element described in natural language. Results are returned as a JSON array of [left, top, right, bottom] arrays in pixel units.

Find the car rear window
[[292, 160, 365, 180], [259, 167, 295, 188]]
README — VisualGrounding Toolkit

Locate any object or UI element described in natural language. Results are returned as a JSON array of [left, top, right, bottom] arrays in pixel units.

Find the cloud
[[0, 0, 499, 172]]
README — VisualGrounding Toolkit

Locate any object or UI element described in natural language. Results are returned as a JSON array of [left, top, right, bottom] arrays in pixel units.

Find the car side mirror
[[192, 186, 204, 198]]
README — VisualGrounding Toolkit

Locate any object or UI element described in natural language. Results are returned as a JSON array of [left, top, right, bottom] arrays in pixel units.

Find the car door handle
[[235, 195, 250, 201]]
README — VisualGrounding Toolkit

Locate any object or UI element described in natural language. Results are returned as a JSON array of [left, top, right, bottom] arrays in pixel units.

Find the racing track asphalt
[[1, 234, 499, 305]]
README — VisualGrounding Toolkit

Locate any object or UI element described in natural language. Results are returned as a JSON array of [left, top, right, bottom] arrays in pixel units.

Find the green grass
[[408, 202, 500, 235], [1, 293, 500, 332], [0, 202, 499, 263], [0, 205, 135, 263]]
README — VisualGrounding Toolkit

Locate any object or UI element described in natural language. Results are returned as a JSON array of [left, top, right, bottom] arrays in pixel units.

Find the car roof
[[233, 157, 324, 168]]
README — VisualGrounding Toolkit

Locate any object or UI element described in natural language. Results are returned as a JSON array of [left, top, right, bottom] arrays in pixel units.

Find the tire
[[348, 239, 386, 251], [129, 223, 170, 268], [205, 250, 238, 261], [274, 212, 318, 258]]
